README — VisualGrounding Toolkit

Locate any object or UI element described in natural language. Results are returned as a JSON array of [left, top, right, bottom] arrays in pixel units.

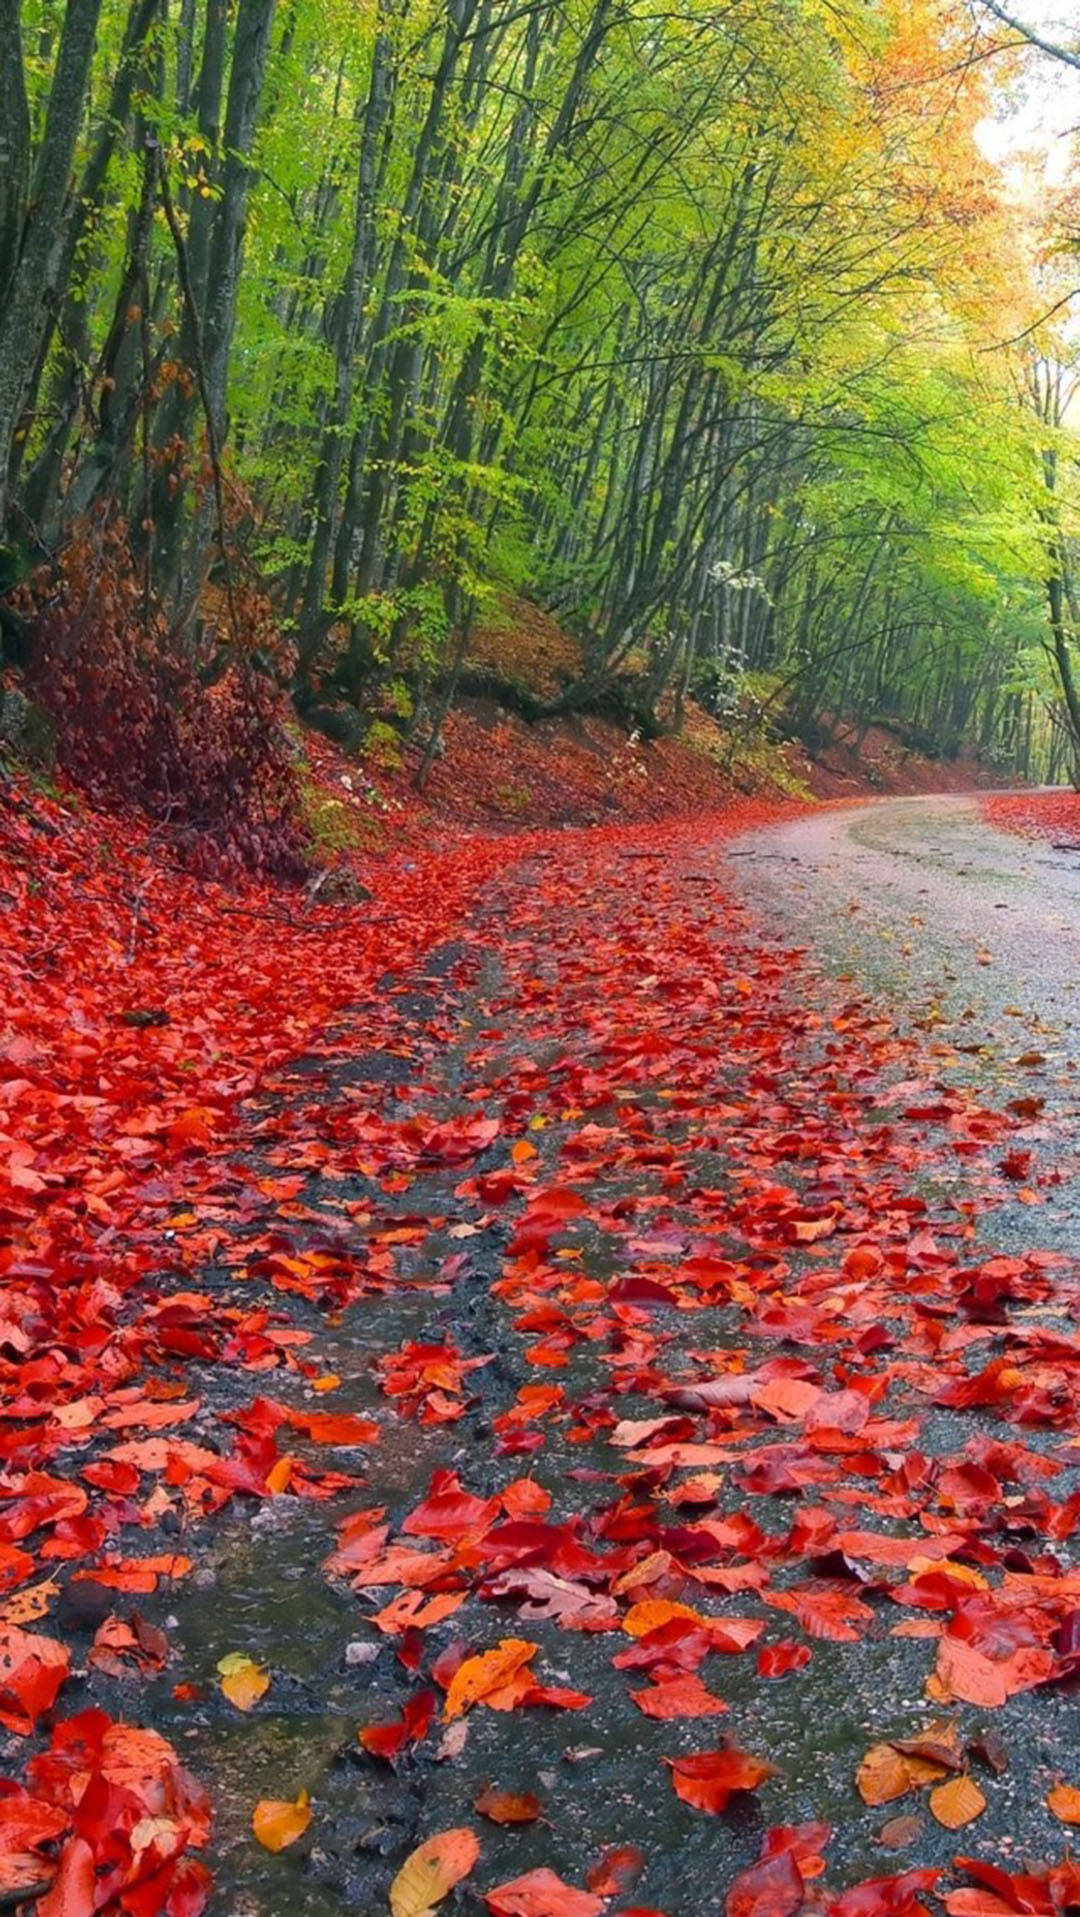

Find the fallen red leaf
[[668, 1743, 779, 1814]]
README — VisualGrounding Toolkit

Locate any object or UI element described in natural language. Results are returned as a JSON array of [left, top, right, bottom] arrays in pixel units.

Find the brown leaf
[[474, 1785, 542, 1826], [856, 1744, 945, 1807], [585, 1844, 643, 1897], [892, 1719, 964, 1773], [967, 1728, 1008, 1776], [878, 1814, 923, 1851]]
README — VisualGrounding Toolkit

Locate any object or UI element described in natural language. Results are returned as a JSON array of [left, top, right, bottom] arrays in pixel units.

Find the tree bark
[[0, 0, 105, 532]]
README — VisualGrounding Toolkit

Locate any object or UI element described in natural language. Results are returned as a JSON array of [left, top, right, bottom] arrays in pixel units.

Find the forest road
[[732, 789, 1080, 1249], [95, 789, 1080, 1916], [735, 790, 1080, 1040]]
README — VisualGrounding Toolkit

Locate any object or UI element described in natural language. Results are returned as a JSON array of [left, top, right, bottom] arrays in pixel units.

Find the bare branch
[[975, 0, 1080, 71]]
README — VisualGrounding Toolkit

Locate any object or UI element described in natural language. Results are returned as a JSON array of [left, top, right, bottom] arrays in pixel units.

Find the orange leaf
[[668, 1744, 778, 1814], [252, 1790, 311, 1852], [929, 1775, 986, 1830], [1047, 1783, 1080, 1826], [443, 1639, 537, 1721], [485, 1868, 604, 1917], [932, 1637, 1053, 1708], [370, 1590, 466, 1636], [218, 1653, 269, 1711], [0, 1625, 70, 1735], [0, 1578, 60, 1627], [390, 1828, 480, 1917], [856, 1744, 947, 1808], [630, 1674, 727, 1719], [622, 1599, 702, 1638]]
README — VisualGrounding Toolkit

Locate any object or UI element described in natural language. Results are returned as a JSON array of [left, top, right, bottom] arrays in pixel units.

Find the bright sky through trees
[[977, 1, 1080, 184]]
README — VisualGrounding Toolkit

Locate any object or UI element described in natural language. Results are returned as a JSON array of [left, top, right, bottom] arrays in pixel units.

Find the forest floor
[[3, 754, 1076, 1917]]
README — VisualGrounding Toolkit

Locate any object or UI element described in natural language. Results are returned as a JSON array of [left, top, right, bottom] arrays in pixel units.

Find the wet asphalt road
[[735, 794, 1080, 1035], [734, 794, 1080, 1255]]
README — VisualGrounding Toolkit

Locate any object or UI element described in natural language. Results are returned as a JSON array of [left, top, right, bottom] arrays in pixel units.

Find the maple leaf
[[443, 1640, 538, 1720]]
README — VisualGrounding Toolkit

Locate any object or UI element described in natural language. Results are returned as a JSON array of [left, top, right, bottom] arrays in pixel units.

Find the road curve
[[733, 792, 1080, 1032], [730, 791, 1080, 1252]]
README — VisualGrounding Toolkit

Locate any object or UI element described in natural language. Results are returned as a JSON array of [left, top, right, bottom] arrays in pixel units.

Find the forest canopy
[[3, 0, 1080, 809]]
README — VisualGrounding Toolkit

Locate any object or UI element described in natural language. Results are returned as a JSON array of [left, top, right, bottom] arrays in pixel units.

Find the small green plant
[[295, 775, 364, 864], [363, 719, 404, 772], [492, 780, 531, 816]]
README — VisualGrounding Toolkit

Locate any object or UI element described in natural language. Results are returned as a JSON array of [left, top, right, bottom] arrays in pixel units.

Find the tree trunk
[[0, 0, 105, 531], [157, 0, 278, 615], [297, 2, 397, 664]]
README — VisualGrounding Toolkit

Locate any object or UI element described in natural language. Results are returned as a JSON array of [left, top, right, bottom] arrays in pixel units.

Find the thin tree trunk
[[297, 3, 397, 664]]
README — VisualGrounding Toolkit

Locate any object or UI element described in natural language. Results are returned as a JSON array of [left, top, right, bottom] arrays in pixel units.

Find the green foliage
[[0, 0, 1069, 779], [362, 719, 404, 772]]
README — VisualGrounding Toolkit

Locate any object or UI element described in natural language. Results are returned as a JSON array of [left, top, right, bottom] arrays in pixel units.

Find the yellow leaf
[[443, 1640, 536, 1721], [218, 1653, 270, 1711], [389, 1828, 480, 1917], [252, 1790, 311, 1853], [1047, 1782, 1080, 1826], [929, 1774, 986, 1830], [0, 1577, 59, 1625]]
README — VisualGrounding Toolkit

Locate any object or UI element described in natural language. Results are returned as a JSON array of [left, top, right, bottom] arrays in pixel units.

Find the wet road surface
[[38, 795, 1080, 1917], [735, 794, 1080, 1253], [736, 793, 1080, 1043], [165, 799, 1080, 1911]]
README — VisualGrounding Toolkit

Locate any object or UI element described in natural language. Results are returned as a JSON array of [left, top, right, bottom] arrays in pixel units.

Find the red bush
[[21, 520, 307, 879]]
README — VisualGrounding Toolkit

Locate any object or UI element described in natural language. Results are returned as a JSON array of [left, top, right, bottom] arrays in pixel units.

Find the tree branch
[[975, 0, 1080, 70]]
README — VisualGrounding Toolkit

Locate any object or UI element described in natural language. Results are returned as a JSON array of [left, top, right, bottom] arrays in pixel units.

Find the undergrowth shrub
[[20, 520, 308, 880]]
